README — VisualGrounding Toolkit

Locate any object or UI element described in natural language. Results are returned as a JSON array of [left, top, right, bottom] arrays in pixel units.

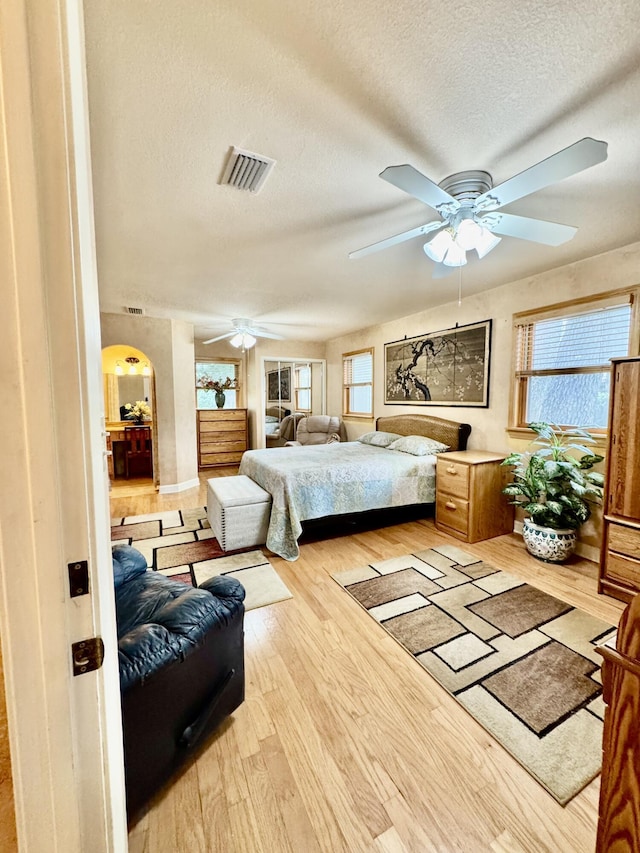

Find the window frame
[[508, 287, 639, 437], [194, 358, 242, 410], [342, 347, 374, 418], [294, 364, 312, 413]]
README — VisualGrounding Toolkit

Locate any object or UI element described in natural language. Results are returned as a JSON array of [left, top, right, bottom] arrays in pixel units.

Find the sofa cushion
[[112, 543, 148, 589]]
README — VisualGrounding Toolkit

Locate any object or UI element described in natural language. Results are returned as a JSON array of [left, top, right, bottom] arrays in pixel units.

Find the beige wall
[[326, 239, 640, 554], [101, 313, 198, 490]]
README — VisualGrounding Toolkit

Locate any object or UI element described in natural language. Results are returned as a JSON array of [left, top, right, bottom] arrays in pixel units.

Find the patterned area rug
[[332, 544, 616, 805], [111, 507, 292, 611]]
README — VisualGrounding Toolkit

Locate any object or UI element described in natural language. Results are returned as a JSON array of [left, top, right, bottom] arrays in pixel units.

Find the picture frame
[[384, 319, 492, 407], [267, 366, 291, 402]]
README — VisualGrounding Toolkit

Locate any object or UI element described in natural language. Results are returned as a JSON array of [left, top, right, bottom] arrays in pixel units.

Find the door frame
[[0, 1, 127, 849]]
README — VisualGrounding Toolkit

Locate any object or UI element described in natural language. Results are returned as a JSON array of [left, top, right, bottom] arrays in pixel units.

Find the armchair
[[112, 544, 245, 820], [285, 415, 347, 446]]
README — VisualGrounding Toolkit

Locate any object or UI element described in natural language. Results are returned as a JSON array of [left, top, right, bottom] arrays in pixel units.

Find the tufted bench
[[207, 475, 272, 551]]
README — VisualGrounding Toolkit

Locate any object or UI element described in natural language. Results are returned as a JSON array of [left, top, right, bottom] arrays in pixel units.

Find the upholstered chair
[[285, 415, 347, 446]]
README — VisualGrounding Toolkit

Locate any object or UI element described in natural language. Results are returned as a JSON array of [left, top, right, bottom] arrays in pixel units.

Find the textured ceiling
[[83, 0, 640, 344]]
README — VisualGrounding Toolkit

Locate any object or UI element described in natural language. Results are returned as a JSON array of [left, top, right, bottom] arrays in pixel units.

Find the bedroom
[[2, 1, 640, 851]]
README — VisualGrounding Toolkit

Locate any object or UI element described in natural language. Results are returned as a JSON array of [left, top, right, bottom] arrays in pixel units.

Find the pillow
[[357, 430, 403, 448], [112, 544, 148, 589], [387, 435, 450, 456], [265, 415, 280, 423]]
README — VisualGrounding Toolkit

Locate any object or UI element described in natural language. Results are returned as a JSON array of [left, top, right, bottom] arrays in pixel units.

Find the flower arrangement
[[124, 400, 152, 424], [197, 375, 239, 393]]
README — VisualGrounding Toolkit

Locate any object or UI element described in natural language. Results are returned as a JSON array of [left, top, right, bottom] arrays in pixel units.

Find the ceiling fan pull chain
[[458, 267, 462, 307]]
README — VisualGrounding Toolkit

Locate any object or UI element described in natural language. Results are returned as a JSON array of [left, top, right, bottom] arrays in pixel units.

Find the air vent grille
[[221, 147, 276, 193], [124, 306, 145, 316]]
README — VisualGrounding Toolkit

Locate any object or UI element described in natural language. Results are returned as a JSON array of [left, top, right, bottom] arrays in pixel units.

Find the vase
[[215, 391, 226, 409], [522, 518, 577, 563]]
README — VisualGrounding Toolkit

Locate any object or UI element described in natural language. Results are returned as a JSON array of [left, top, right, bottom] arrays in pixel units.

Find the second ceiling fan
[[350, 137, 608, 275]]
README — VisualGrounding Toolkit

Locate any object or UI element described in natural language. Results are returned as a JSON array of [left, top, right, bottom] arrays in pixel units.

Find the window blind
[[344, 351, 372, 384], [516, 304, 631, 372]]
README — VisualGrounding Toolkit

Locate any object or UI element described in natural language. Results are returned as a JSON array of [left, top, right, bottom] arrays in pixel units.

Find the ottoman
[[207, 475, 272, 551]]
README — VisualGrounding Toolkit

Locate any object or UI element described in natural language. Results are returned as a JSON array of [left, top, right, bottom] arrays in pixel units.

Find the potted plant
[[501, 422, 605, 563]]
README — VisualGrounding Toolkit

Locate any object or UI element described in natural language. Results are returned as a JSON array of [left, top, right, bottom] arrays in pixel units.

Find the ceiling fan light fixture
[[230, 332, 257, 349], [442, 242, 467, 267], [424, 228, 454, 263], [454, 217, 483, 251], [475, 227, 502, 259]]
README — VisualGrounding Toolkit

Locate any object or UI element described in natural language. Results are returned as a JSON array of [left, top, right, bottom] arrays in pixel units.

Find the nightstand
[[435, 450, 515, 543]]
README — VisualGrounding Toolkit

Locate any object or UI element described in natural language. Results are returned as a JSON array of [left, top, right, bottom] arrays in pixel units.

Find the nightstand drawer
[[608, 523, 640, 560], [436, 493, 469, 535], [436, 458, 470, 499], [606, 552, 640, 589]]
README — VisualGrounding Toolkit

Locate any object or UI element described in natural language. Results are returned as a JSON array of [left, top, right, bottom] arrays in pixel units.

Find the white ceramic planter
[[522, 518, 577, 563]]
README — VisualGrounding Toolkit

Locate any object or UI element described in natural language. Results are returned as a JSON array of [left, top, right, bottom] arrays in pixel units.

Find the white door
[[0, 1, 127, 850]]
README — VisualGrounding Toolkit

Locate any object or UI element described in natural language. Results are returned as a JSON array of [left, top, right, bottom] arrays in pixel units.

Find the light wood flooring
[[112, 471, 625, 853]]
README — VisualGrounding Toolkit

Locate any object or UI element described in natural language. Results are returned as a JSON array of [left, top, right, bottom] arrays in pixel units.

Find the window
[[294, 364, 311, 412], [343, 348, 373, 417], [511, 291, 637, 430], [195, 360, 240, 409]]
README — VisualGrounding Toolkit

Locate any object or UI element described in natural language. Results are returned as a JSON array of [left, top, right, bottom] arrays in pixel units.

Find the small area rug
[[332, 544, 616, 805], [111, 506, 292, 611]]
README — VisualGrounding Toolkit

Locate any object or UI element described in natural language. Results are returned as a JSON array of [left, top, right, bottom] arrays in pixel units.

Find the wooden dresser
[[599, 356, 640, 603], [197, 409, 248, 468], [435, 450, 515, 543]]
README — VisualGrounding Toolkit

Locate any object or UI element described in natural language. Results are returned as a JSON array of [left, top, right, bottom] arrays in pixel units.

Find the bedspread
[[238, 442, 437, 561]]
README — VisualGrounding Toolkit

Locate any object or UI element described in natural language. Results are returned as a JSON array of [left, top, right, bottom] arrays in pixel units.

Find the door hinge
[[72, 637, 104, 676]]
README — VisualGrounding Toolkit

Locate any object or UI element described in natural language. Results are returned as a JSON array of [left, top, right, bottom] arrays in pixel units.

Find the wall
[[101, 313, 198, 491], [326, 239, 640, 555]]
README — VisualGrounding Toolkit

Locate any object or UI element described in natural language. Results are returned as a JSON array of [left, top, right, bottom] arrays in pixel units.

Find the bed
[[239, 414, 471, 560]]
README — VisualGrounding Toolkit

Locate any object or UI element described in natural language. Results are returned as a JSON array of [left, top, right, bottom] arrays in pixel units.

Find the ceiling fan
[[202, 318, 285, 349], [349, 137, 608, 275]]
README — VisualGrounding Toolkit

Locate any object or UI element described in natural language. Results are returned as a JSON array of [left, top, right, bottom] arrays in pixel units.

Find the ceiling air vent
[[124, 306, 145, 316], [220, 146, 276, 194]]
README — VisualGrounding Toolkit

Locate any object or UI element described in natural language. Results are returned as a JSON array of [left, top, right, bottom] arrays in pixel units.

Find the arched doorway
[[101, 345, 157, 485]]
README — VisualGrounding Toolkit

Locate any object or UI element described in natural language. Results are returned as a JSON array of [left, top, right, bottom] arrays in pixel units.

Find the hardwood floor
[[114, 471, 624, 853]]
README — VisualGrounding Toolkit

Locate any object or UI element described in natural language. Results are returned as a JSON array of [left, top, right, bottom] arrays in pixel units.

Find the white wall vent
[[124, 306, 145, 316], [220, 146, 276, 193]]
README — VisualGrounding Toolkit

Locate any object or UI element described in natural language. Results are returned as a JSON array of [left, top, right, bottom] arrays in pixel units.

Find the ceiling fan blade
[[380, 165, 460, 213], [475, 137, 608, 211], [480, 212, 577, 246], [250, 328, 285, 340], [349, 221, 443, 259], [202, 332, 234, 344]]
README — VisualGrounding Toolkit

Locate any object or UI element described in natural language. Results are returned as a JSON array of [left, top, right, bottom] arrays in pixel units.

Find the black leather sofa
[[112, 544, 245, 820]]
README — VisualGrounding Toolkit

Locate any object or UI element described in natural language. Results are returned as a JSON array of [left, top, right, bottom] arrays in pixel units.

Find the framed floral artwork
[[384, 319, 492, 406]]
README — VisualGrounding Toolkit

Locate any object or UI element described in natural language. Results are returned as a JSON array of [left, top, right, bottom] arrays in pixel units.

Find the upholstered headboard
[[375, 414, 471, 452]]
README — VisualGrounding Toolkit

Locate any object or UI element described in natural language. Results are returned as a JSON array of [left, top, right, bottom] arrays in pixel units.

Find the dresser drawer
[[436, 493, 469, 535], [606, 552, 640, 589], [200, 450, 244, 466], [437, 458, 470, 499], [608, 523, 640, 560]]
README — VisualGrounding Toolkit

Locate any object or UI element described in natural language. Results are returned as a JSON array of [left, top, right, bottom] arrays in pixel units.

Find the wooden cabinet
[[435, 450, 514, 543], [599, 356, 640, 602], [197, 409, 248, 468], [596, 594, 640, 852]]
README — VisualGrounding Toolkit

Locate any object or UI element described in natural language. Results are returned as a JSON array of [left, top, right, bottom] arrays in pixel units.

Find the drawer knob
[[447, 466, 457, 475], [445, 501, 457, 511]]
